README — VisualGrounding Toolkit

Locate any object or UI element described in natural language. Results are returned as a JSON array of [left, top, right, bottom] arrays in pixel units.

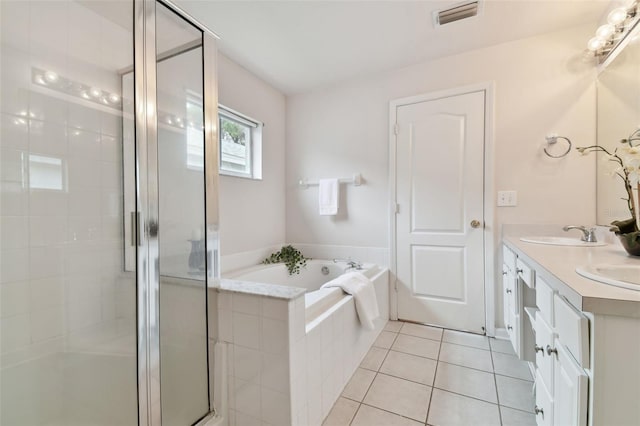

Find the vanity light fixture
[[587, 0, 639, 62]]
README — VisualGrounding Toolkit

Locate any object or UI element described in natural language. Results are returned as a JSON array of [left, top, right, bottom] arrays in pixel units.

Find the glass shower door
[[155, 2, 211, 425], [0, 1, 138, 424]]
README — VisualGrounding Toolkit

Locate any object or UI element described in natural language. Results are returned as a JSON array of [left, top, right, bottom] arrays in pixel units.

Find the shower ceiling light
[[44, 70, 59, 83], [31, 67, 122, 111]]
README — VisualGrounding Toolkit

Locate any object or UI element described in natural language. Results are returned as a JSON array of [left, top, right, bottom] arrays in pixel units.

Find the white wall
[[286, 24, 598, 326], [218, 54, 286, 257]]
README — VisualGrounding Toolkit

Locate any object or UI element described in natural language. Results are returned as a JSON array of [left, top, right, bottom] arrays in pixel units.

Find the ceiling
[[176, 1, 611, 95]]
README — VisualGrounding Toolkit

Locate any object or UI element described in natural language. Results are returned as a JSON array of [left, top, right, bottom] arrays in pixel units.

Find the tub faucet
[[333, 258, 363, 270], [563, 225, 598, 242]]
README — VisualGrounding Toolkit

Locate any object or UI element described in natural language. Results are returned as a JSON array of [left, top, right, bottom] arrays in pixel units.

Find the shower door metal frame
[[134, 0, 220, 424]]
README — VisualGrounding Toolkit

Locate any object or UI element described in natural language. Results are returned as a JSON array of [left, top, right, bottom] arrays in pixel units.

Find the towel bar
[[299, 173, 362, 189]]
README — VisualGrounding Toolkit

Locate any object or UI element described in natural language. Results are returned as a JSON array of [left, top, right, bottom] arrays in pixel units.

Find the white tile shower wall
[[286, 24, 597, 329], [216, 291, 292, 425], [1, 1, 138, 422]]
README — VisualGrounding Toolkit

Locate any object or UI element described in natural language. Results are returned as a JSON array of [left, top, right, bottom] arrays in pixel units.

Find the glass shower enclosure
[[0, 0, 219, 424]]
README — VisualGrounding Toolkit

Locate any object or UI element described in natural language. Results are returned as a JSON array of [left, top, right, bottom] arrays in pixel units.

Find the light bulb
[[80, 90, 90, 100], [89, 87, 102, 98], [596, 24, 615, 39], [108, 93, 120, 103], [608, 7, 628, 25], [34, 74, 45, 85], [588, 36, 606, 51], [44, 70, 58, 83]]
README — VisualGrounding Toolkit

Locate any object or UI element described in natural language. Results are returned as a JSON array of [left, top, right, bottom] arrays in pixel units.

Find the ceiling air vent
[[434, 1, 479, 27]]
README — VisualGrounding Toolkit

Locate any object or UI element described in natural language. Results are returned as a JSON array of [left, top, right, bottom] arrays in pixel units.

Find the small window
[[219, 106, 262, 179]]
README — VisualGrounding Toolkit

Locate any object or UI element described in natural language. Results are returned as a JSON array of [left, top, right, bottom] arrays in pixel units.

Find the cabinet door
[[535, 370, 553, 426], [534, 312, 554, 394], [553, 339, 588, 426]]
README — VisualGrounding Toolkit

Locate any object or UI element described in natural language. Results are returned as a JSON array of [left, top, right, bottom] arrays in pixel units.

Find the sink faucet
[[333, 257, 363, 270], [563, 225, 598, 243]]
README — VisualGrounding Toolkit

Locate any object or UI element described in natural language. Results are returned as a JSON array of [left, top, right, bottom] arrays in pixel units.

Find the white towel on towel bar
[[321, 272, 379, 330], [318, 178, 339, 216]]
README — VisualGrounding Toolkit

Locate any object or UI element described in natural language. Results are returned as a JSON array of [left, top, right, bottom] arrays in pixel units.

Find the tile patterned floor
[[323, 321, 537, 426]]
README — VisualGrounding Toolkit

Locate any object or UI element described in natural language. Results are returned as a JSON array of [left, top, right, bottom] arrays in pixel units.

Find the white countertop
[[504, 236, 640, 317]]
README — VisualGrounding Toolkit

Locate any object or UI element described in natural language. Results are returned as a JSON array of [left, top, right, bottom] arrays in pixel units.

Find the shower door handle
[[130, 211, 141, 246]]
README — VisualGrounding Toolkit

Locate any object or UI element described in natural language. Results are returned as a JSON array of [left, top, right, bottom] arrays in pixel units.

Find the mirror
[[596, 33, 640, 225]]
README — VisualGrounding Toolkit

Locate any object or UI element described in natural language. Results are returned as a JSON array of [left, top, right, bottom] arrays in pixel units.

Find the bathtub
[[219, 259, 389, 425], [227, 259, 385, 326]]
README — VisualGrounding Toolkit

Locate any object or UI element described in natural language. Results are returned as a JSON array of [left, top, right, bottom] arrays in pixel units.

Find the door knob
[[534, 345, 544, 354], [470, 220, 481, 228], [534, 405, 544, 416], [546, 345, 558, 356]]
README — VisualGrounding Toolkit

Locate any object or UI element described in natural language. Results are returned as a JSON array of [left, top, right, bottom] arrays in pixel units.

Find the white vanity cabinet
[[502, 238, 640, 426]]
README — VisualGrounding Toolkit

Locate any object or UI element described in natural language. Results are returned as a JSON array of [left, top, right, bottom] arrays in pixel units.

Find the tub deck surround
[[216, 278, 307, 300], [503, 237, 640, 317], [211, 260, 390, 426]]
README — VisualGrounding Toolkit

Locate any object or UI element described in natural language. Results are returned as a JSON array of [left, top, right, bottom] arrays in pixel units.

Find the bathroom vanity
[[501, 237, 640, 426]]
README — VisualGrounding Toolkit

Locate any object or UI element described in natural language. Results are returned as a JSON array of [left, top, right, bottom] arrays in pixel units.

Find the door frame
[[388, 82, 496, 336]]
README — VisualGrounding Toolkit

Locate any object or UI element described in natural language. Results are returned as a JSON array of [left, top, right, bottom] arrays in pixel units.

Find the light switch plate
[[497, 190, 518, 207]]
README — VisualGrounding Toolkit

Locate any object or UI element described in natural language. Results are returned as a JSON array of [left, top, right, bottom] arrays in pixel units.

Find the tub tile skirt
[[214, 266, 390, 426]]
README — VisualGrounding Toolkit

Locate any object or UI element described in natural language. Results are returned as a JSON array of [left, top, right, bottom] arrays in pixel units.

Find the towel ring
[[544, 134, 572, 158]]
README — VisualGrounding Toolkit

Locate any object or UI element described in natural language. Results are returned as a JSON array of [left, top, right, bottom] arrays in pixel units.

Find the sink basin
[[520, 236, 607, 247], [576, 264, 640, 291]]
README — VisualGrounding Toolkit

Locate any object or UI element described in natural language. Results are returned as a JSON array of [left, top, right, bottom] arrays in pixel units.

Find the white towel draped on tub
[[321, 272, 379, 330], [318, 178, 339, 215]]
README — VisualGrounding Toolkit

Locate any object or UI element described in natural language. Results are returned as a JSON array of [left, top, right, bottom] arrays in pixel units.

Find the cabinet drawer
[[503, 246, 516, 271], [553, 294, 589, 368], [535, 370, 553, 426], [534, 312, 554, 394], [536, 276, 556, 326], [516, 257, 535, 288], [507, 310, 520, 356]]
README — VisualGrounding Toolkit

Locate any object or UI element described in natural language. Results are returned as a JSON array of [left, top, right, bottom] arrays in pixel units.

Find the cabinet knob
[[506, 289, 512, 294], [507, 325, 513, 330], [546, 345, 558, 356], [534, 345, 544, 354], [534, 405, 544, 416], [516, 268, 523, 274], [502, 271, 508, 276]]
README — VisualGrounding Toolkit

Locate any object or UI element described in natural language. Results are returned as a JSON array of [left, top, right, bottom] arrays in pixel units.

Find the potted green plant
[[262, 245, 310, 275]]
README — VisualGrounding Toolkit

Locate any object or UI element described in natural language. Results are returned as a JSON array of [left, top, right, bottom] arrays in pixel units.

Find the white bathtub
[[227, 259, 384, 325]]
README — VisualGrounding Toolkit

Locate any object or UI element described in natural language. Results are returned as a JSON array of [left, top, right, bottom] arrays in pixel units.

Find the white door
[[395, 90, 486, 333]]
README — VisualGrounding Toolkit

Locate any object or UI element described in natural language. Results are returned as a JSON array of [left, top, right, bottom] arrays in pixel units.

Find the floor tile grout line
[[355, 401, 431, 424], [431, 385, 499, 407], [425, 337, 443, 425], [346, 401, 362, 426], [490, 346, 504, 426], [494, 371, 534, 383]]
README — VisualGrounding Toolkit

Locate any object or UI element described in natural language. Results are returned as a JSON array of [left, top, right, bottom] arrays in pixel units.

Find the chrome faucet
[[333, 257, 363, 270], [563, 225, 598, 242]]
